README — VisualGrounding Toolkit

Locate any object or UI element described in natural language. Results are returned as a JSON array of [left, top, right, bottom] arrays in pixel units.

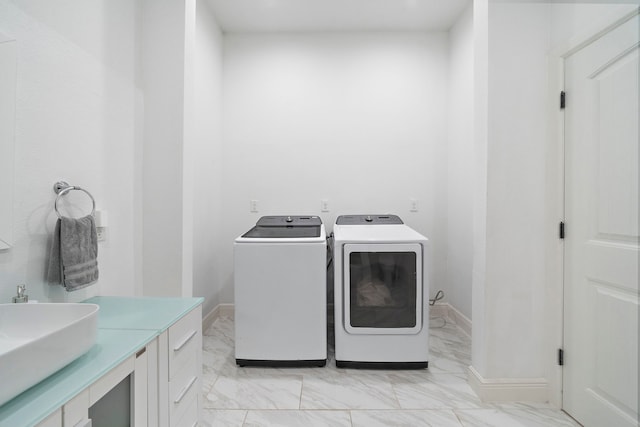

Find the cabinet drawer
[[168, 306, 201, 378], [172, 396, 198, 427], [168, 352, 199, 426]]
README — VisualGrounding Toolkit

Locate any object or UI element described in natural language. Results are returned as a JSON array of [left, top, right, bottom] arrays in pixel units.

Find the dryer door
[[343, 243, 423, 335]]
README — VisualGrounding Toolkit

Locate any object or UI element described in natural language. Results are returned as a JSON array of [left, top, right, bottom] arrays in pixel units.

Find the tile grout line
[[388, 372, 404, 411], [298, 374, 304, 410], [240, 408, 249, 427]]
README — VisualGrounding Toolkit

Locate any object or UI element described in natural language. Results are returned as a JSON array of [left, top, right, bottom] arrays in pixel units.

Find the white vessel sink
[[0, 303, 99, 407]]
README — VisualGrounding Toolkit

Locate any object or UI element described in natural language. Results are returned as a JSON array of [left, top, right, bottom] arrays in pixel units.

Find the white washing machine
[[234, 215, 327, 367], [333, 214, 429, 368]]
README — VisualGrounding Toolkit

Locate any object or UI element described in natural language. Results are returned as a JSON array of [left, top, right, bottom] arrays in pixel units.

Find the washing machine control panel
[[242, 215, 322, 238], [336, 214, 403, 225]]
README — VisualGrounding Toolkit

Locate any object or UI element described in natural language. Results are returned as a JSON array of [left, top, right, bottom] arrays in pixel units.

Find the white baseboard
[[467, 365, 549, 403], [430, 302, 472, 337], [446, 303, 472, 337], [429, 302, 449, 319], [202, 305, 218, 331], [207, 302, 469, 336], [202, 303, 234, 331], [205, 302, 470, 336]]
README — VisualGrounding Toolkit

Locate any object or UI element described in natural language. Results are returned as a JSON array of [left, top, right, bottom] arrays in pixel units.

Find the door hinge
[[559, 221, 565, 239], [558, 348, 564, 366], [560, 91, 566, 109]]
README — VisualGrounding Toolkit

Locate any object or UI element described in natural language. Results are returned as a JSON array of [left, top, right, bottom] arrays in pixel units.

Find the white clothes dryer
[[234, 215, 327, 367], [333, 214, 429, 368]]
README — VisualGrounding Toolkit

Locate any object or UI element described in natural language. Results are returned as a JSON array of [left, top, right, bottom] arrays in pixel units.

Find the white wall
[[471, 0, 489, 376], [0, 0, 225, 309], [471, 0, 553, 396], [0, 3, 460, 316], [192, 0, 224, 316], [446, 4, 474, 320], [140, 0, 191, 297], [0, 0, 140, 303], [485, 1, 551, 379], [219, 32, 449, 303], [549, 3, 638, 48], [471, 0, 638, 403], [0, 34, 16, 251]]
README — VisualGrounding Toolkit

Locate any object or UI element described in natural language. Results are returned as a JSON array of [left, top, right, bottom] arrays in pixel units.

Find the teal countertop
[[0, 296, 203, 427], [84, 296, 203, 331]]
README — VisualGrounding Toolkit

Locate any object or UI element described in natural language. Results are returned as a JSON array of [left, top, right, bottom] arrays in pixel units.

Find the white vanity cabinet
[[34, 410, 61, 427], [158, 305, 202, 427], [62, 388, 89, 427]]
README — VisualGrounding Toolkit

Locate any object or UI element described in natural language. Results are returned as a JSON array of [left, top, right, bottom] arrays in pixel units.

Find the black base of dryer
[[336, 360, 428, 370]]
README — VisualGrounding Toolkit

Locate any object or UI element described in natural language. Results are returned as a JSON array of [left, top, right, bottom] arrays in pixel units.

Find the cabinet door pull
[[173, 329, 197, 352], [174, 376, 197, 404]]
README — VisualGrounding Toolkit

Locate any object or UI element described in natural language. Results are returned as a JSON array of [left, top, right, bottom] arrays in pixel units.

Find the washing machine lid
[[336, 214, 403, 225], [242, 216, 323, 238]]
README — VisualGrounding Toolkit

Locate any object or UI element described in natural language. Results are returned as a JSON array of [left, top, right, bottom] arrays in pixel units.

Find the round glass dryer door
[[343, 243, 423, 335]]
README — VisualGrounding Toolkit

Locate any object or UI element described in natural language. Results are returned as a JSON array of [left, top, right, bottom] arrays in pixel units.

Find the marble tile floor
[[200, 316, 581, 427]]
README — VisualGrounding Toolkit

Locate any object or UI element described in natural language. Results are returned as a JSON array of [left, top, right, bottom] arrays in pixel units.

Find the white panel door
[[563, 12, 639, 427]]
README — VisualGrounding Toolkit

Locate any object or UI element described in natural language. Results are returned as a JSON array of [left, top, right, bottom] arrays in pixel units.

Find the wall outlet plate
[[96, 227, 106, 242]]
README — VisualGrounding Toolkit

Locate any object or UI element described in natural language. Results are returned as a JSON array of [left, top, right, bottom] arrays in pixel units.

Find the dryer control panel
[[336, 215, 403, 225]]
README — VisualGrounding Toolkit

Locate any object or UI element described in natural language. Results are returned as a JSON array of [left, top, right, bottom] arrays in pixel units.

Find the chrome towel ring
[[53, 181, 96, 219]]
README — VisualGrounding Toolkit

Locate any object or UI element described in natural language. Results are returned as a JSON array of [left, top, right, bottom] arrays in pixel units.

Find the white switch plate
[[410, 199, 419, 212], [321, 199, 330, 212], [250, 200, 259, 213]]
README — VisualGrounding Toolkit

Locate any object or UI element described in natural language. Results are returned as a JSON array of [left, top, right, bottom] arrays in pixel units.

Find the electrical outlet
[[96, 227, 106, 242], [250, 200, 259, 213], [410, 198, 419, 212], [321, 199, 330, 212]]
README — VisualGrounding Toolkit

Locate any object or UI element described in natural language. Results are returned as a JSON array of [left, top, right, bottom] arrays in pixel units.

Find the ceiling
[[205, 0, 472, 33]]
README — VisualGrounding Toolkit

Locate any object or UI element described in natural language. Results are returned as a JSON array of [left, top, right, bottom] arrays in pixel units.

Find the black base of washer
[[336, 360, 428, 370], [236, 359, 327, 368]]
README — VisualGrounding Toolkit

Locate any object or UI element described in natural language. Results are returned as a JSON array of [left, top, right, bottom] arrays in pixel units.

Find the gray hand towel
[[47, 215, 99, 291]]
